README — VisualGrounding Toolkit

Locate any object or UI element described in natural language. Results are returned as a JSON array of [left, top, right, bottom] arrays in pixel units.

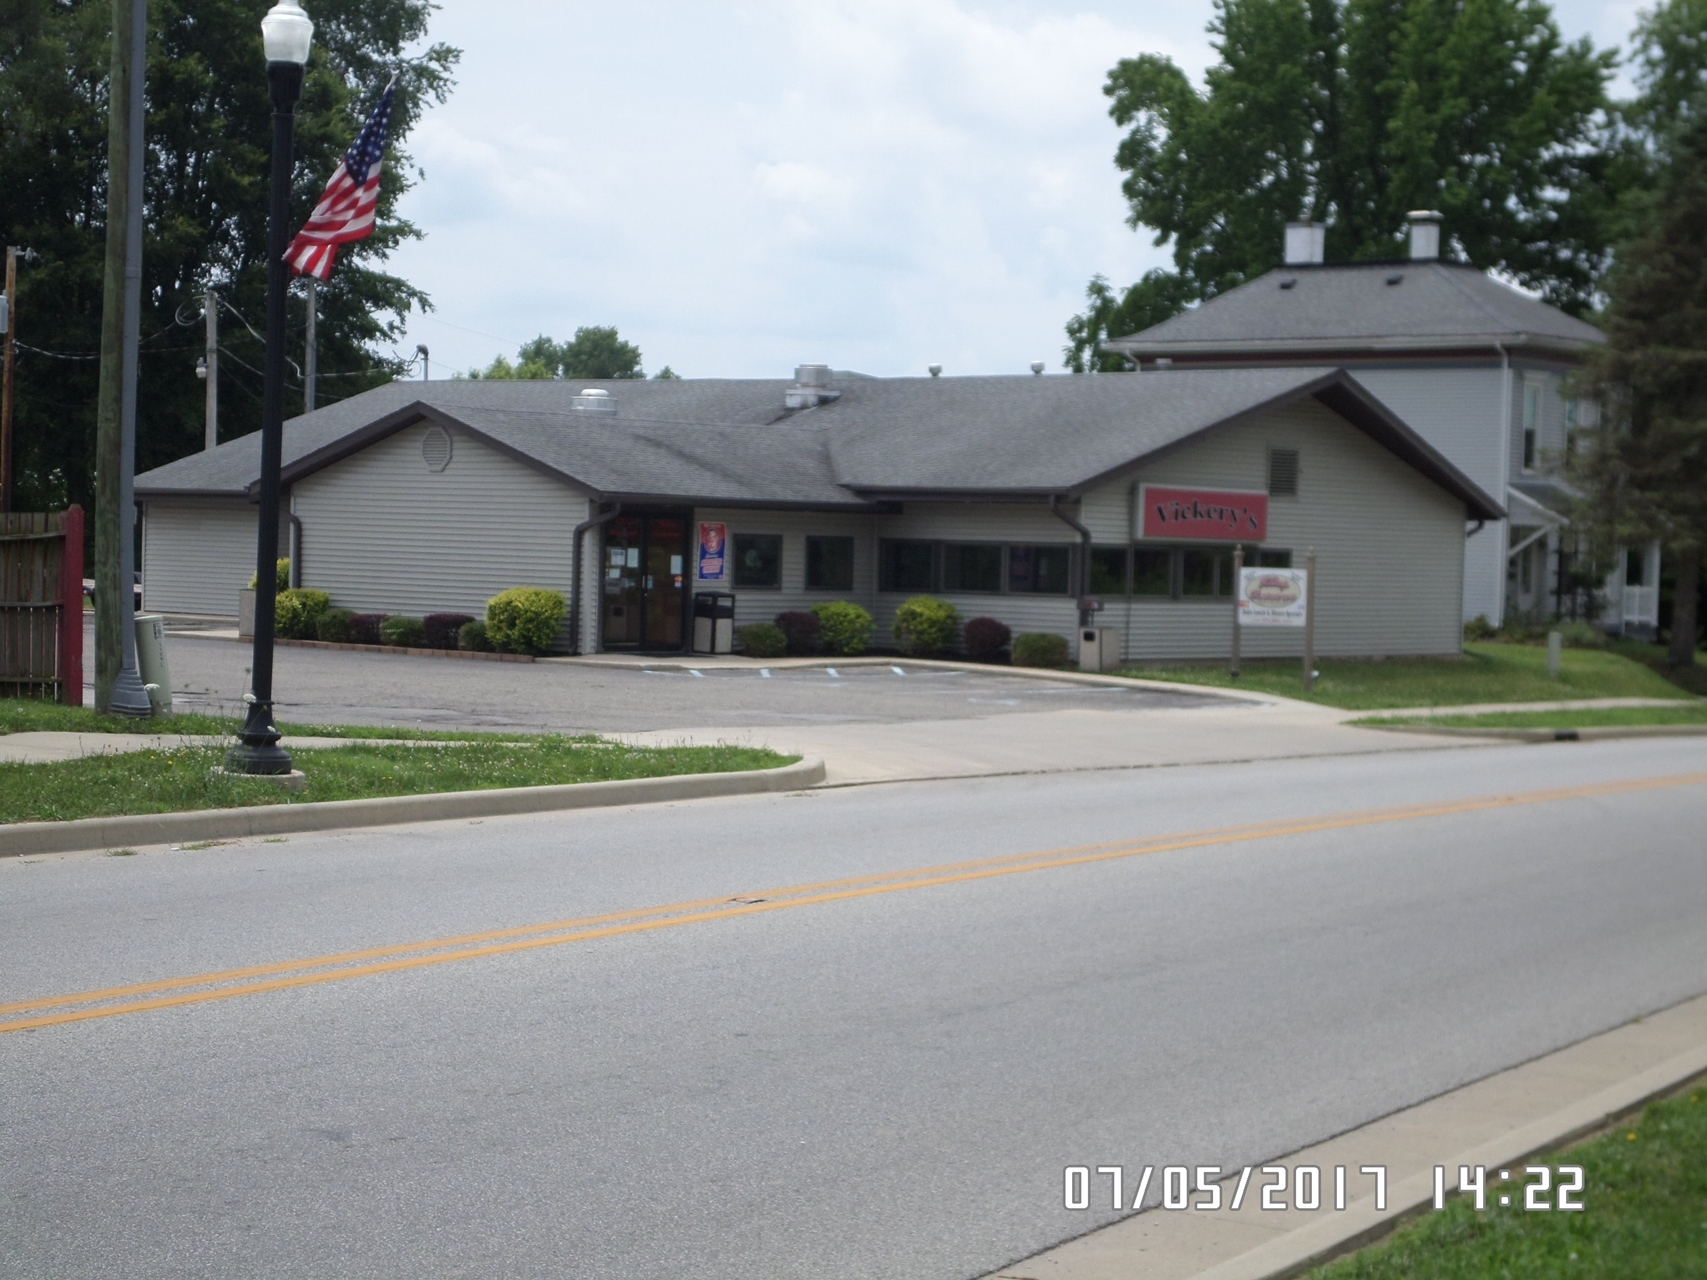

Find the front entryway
[[602, 513, 689, 651]]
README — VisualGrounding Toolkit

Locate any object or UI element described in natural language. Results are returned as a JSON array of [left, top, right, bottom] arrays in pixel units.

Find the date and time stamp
[[1064, 1162, 1586, 1214]]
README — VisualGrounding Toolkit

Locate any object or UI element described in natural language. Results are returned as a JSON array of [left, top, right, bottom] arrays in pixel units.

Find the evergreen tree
[[1574, 115, 1707, 667]]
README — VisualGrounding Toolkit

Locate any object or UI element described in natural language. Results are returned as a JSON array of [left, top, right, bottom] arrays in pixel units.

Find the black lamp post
[[228, 0, 313, 776]]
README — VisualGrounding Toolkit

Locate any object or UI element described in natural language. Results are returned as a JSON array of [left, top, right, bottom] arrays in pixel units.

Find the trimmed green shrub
[[247, 558, 291, 592], [486, 586, 567, 654], [273, 588, 330, 640], [811, 600, 873, 655], [774, 610, 823, 655], [380, 616, 426, 648], [457, 620, 493, 652], [893, 595, 959, 657], [1463, 614, 1497, 641], [1559, 620, 1609, 649], [348, 614, 386, 646], [423, 613, 476, 650], [963, 616, 1011, 660], [316, 608, 355, 643], [1012, 631, 1071, 669], [737, 622, 789, 658]]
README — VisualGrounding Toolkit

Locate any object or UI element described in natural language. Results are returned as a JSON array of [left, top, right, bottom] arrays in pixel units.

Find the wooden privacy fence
[[0, 507, 85, 705]]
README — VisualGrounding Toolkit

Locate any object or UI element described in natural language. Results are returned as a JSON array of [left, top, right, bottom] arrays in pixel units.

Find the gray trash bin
[[692, 592, 735, 654]]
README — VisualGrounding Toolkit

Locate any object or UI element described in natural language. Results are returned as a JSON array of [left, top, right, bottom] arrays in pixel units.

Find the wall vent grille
[[1267, 447, 1299, 496]]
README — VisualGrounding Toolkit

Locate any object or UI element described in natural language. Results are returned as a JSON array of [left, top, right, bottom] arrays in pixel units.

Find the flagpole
[[304, 278, 316, 412]]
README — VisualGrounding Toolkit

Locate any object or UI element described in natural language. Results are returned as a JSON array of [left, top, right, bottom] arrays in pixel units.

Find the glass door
[[602, 513, 688, 650]]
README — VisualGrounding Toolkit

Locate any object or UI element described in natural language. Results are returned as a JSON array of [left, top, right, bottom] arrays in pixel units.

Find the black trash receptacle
[[692, 591, 736, 654]]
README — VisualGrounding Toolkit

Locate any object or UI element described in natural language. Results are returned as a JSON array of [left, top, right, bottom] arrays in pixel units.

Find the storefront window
[[733, 533, 783, 588], [806, 535, 854, 591], [1133, 548, 1172, 596], [1009, 544, 1073, 594], [942, 543, 1003, 593], [880, 539, 935, 591], [1088, 547, 1127, 596]]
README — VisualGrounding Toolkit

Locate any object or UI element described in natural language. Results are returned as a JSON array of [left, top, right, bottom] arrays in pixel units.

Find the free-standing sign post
[[697, 521, 727, 582], [1304, 547, 1317, 692], [1237, 557, 1317, 689], [1229, 544, 1243, 678]]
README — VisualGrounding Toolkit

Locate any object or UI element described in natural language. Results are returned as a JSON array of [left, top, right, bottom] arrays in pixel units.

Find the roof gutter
[[1103, 332, 1594, 359], [568, 502, 620, 656]]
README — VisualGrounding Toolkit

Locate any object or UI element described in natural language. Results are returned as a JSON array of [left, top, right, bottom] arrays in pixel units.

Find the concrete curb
[[1185, 1044, 1707, 1280], [1363, 723, 1707, 743], [0, 756, 825, 858]]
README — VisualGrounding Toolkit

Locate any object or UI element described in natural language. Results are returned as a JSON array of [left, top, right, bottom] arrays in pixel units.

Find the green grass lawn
[[0, 739, 795, 824], [1358, 704, 1707, 730], [0, 698, 530, 741], [1306, 1084, 1707, 1279], [1113, 643, 1694, 710]]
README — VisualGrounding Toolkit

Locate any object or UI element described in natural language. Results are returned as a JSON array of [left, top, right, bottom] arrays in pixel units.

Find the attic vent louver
[[1268, 447, 1300, 496], [573, 388, 616, 415], [786, 363, 841, 409], [421, 425, 452, 472]]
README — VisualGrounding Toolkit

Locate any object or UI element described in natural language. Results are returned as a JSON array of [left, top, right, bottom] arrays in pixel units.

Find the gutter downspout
[[569, 501, 620, 656], [288, 512, 302, 588], [1050, 494, 1094, 627]]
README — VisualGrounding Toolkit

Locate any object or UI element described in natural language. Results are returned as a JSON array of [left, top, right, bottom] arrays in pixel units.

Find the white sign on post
[[1238, 567, 1309, 627]]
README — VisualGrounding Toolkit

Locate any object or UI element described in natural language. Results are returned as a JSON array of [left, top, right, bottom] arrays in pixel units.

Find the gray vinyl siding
[[1079, 397, 1466, 660], [141, 499, 279, 617], [1348, 366, 1506, 495], [291, 422, 588, 627]]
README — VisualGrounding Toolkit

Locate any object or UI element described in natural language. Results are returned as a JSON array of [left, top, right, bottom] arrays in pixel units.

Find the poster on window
[[697, 522, 728, 582], [1238, 567, 1308, 627]]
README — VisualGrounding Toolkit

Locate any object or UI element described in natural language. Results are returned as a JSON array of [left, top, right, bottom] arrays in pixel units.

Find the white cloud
[[384, 0, 1639, 381]]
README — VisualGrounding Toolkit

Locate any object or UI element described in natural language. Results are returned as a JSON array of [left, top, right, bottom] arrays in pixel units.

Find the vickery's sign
[[1138, 486, 1268, 541]]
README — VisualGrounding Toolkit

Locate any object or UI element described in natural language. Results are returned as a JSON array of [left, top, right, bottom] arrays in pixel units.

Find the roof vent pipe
[[1283, 220, 1325, 265], [1407, 210, 1443, 260], [572, 388, 616, 415], [786, 363, 840, 409]]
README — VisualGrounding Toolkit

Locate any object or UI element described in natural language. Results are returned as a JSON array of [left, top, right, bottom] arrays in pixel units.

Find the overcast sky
[[385, 0, 1646, 382]]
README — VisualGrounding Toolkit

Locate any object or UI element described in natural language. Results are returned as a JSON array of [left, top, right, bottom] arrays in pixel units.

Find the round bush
[[457, 620, 493, 652], [486, 587, 567, 654], [774, 610, 823, 655], [316, 608, 355, 643], [1012, 631, 1071, 669], [737, 622, 789, 658], [893, 595, 959, 657], [810, 600, 873, 655], [380, 616, 426, 648], [273, 588, 330, 640], [348, 614, 386, 646], [423, 612, 476, 650], [247, 558, 291, 592], [962, 616, 1012, 660]]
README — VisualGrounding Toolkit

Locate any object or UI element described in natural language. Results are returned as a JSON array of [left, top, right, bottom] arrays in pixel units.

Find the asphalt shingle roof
[[135, 366, 1500, 518], [1107, 260, 1605, 354]]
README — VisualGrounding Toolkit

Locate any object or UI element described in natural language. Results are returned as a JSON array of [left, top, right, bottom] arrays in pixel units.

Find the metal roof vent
[[421, 425, 452, 472], [785, 363, 841, 409], [928, 363, 942, 378], [1030, 361, 1045, 375], [572, 388, 616, 415]]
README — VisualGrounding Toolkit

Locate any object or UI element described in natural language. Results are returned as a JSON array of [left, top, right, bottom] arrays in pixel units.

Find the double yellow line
[[4, 770, 1702, 1036]]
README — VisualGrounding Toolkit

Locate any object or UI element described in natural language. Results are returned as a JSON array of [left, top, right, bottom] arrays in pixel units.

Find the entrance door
[[602, 513, 688, 650]]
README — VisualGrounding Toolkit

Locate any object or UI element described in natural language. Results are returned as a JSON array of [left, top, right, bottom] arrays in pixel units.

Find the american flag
[[285, 81, 396, 280]]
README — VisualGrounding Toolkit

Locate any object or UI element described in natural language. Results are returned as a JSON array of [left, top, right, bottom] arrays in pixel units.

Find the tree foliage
[[1066, 0, 1617, 369], [0, 0, 458, 513], [469, 326, 646, 381], [1573, 115, 1707, 665]]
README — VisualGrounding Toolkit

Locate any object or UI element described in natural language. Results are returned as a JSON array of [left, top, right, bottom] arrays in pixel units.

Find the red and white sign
[[1138, 486, 1268, 541], [1238, 567, 1309, 627]]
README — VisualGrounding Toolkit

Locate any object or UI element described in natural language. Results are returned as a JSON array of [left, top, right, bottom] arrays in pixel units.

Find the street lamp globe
[[260, 1, 314, 66]]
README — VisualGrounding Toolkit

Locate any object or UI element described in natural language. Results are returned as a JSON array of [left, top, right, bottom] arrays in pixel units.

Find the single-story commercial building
[[136, 365, 1501, 662]]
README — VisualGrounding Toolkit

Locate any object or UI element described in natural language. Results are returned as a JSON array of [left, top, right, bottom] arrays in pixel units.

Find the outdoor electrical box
[[133, 613, 174, 714], [692, 591, 735, 655], [1078, 626, 1122, 673]]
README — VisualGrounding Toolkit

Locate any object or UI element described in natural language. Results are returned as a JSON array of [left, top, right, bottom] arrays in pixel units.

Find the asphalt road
[[150, 631, 1221, 732], [5, 740, 1707, 1278]]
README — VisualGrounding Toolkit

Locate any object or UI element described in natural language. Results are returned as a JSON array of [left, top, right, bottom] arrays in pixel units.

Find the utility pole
[[303, 277, 316, 412], [1, 246, 17, 512], [203, 286, 218, 449], [93, 0, 152, 716]]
